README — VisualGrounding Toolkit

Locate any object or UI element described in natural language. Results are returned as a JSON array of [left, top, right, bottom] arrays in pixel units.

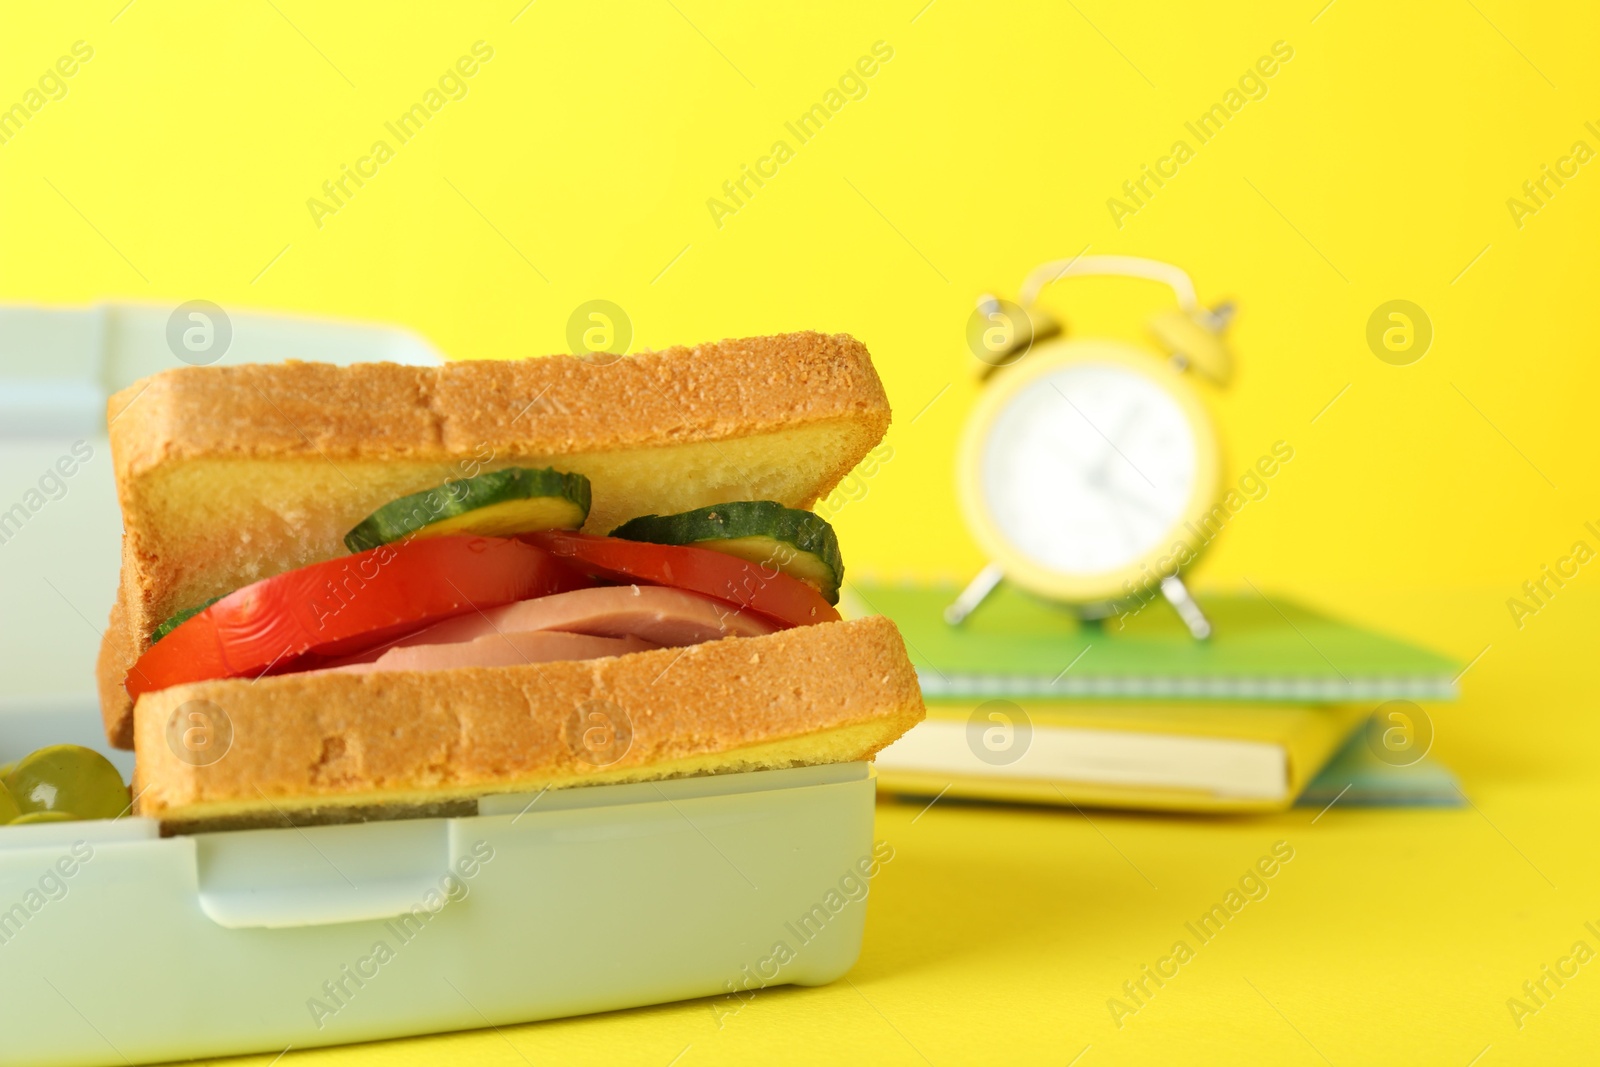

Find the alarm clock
[[947, 256, 1234, 639]]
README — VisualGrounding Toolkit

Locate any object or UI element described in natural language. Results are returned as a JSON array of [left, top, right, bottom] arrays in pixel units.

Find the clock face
[[979, 360, 1201, 579]]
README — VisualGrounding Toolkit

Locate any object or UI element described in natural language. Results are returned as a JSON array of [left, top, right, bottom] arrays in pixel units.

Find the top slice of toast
[[97, 331, 892, 747]]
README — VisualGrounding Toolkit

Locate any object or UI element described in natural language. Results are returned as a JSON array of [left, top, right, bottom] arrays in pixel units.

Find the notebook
[[846, 581, 1461, 703], [852, 580, 1459, 811]]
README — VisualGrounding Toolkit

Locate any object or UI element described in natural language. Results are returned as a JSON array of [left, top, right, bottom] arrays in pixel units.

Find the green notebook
[[846, 581, 1459, 703]]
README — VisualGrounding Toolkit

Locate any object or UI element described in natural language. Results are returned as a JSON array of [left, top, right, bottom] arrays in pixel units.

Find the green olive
[[0, 780, 19, 824], [9, 811, 77, 824], [4, 745, 129, 821]]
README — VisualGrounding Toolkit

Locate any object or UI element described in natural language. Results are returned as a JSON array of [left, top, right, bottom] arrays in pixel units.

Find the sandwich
[[97, 331, 924, 833]]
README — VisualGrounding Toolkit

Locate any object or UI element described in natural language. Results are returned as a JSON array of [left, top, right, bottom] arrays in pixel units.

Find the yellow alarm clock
[[948, 256, 1234, 639]]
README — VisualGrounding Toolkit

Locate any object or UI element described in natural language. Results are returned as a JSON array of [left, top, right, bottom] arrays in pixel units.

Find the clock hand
[[1054, 386, 1140, 490], [1089, 404, 1149, 484], [1102, 481, 1175, 525], [1097, 484, 1144, 551], [1069, 467, 1154, 551]]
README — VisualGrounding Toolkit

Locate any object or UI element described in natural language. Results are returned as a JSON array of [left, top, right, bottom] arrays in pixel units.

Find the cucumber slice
[[345, 467, 591, 553], [150, 595, 224, 644], [609, 501, 843, 604]]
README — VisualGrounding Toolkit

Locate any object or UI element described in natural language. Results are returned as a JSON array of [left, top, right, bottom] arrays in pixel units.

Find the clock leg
[[944, 562, 1005, 625], [1160, 575, 1213, 640]]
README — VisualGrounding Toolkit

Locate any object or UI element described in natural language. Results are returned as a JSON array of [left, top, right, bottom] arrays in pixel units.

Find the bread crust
[[99, 332, 891, 747], [107, 331, 887, 484], [132, 615, 923, 829]]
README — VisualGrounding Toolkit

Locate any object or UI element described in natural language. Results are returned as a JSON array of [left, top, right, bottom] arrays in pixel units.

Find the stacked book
[[851, 581, 1460, 812]]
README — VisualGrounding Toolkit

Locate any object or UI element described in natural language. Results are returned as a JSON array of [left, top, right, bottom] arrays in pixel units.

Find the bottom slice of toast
[[132, 615, 923, 833]]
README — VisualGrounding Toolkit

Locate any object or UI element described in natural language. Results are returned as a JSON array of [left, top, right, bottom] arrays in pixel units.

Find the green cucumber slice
[[609, 501, 843, 604], [150, 595, 224, 644], [344, 467, 591, 553]]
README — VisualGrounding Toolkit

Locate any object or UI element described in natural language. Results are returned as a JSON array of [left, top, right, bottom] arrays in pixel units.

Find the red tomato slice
[[126, 536, 590, 697], [524, 531, 840, 629]]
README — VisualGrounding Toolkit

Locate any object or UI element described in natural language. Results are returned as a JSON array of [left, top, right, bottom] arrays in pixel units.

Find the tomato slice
[[126, 536, 590, 697], [524, 531, 840, 629]]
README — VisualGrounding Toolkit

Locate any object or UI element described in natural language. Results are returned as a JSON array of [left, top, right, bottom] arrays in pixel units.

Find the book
[[847, 581, 1461, 703], [852, 580, 1459, 811], [874, 700, 1369, 812]]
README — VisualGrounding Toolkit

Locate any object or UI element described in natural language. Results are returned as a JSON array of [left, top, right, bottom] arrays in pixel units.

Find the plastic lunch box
[[0, 761, 878, 1066], [0, 307, 881, 1064]]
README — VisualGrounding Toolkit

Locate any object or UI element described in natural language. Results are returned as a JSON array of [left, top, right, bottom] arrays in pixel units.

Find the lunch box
[[0, 757, 877, 1066], [0, 307, 882, 1064]]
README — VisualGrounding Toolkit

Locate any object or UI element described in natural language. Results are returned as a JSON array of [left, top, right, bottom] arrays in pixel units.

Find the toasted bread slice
[[133, 615, 921, 833], [99, 332, 891, 747]]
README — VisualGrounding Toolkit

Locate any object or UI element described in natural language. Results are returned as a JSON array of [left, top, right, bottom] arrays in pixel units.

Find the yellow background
[[5, 1, 1599, 1063]]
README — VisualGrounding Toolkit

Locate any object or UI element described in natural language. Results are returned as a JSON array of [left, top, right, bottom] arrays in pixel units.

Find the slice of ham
[[330, 584, 781, 667], [326, 630, 658, 674]]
